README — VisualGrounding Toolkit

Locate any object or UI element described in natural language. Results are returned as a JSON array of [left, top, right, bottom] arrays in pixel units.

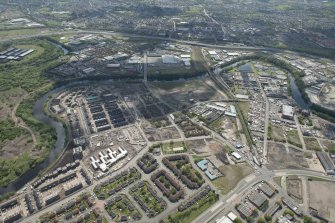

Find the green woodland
[[0, 38, 66, 187]]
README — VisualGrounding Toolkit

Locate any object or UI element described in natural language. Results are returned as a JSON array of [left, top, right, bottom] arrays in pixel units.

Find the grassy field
[[238, 102, 249, 119], [105, 194, 142, 222], [286, 129, 302, 148], [0, 28, 49, 39], [304, 137, 322, 151], [0, 38, 66, 187], [161, 141, 186, 154], [213, 164, 253, 195], [208, 117, 225, 130], [164, 190, 219, 223], [129, 181, 166, 217], [320, 140, 335, 154], [271, 125, 286, 142], [94, 170, 141, 199]]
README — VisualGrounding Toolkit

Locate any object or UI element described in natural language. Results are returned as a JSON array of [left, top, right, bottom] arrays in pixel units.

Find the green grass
[[0, 39, 67, 188], [271, 125, 286, 142], [164, 191, 219, 223], [0, 28, 49, 39], [304, 137, 322, 151], [273, 176, 282, 187], [208, 117, 224, 130], [94, 169, 141, 198], [161, 141, 186, 154], [0, 152, 39, 187], [0, 120, 23, 142], [105, 194, 142, 222], [273, 4, 292, 10], [307, 176, 332, 182], [286, 129, 302, 148], [213, 164, 253, 195], [320, 140, 335, 154], [238, 102, 249, 119], [129, 181, 166, 217]]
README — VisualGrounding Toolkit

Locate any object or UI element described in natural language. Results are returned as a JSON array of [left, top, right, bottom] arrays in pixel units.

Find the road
[[6, 28, 333, 223], [0, 28, 279, 53], [193, 168, 335, 223], [11, 93, 37, 145], [294, 115, 307, 151], [257, 78, 270, 162]]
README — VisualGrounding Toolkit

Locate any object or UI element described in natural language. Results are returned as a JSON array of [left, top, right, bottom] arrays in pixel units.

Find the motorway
[[0, 28, 279, 53]]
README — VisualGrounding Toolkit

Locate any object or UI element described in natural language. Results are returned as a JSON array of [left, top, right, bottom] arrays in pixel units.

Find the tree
[[252, 209, 259, 217], [303, 216, 315, 223], [234, 218, 243, 223], [264, 214, 272, 222], [257, 217, 266, 223], [247, 216, 255, 223]]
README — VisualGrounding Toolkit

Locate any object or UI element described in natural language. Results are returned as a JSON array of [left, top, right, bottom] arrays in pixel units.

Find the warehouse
[[162, 55, 179, 64], [316, 151, 335, 175], [282, 105, 294, 120]]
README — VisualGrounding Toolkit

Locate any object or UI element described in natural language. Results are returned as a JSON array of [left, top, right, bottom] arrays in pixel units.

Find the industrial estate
[[0, 1, 335, 223]]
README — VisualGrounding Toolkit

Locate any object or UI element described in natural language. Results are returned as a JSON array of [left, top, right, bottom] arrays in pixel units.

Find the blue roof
[[205, 170, 217, 180], [196, 159, 208, 171]]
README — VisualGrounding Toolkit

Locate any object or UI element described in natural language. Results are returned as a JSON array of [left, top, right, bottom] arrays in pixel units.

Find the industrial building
[[259, 182, 276, 197], [0, 47, 34, 63], [196, 159, 222, 180], [225, 105, 237, 117], [282, 105, 294, 120], [162, 55, 179, 64], [316, 152, 335, 175], [232, 152, 242, 160], [282, 198, 302, 216], [236, 203, 253, 218]]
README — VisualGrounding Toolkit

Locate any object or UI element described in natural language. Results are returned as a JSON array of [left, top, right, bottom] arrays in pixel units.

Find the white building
[[232, 152, 242, 160], [282, 105, 294, 120]]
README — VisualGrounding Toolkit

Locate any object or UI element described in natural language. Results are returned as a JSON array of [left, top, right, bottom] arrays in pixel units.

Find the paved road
[[294, 115, 307, 151], [193, 167, 335, 223], [7, 29, 333, 222], [257, 78, 270, 162], [0, 29, 279, 53]]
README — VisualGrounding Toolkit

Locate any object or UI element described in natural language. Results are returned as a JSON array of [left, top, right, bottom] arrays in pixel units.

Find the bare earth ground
[[287, 177, 303, 203], [267, 142, 309, 170], [0, 88, 26, 119], [149, 77, 223, 109], [308, 180, 335, 222], [305, 153, 325, 173], [0, 134, 34, 158], [215, 116, 240, 141], [0, 87, 38, 158], [186, 139, 207, 154], [144, 126, 180, 142]]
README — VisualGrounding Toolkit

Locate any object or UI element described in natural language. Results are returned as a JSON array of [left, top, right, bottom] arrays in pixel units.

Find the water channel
[[0, 55, 309, 195], [0, 42, 69, 195], [237, 63, 309, 109]]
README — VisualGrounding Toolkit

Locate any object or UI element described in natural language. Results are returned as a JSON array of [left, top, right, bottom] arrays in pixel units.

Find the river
[[237, 63, 309, 109], [0, 54, 309, 195], [0, 41, 69, 195], [289, 74, 310, 109]]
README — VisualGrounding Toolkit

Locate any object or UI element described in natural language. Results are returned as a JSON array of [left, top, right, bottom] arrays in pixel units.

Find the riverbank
[[218, 54, 335, 123]]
